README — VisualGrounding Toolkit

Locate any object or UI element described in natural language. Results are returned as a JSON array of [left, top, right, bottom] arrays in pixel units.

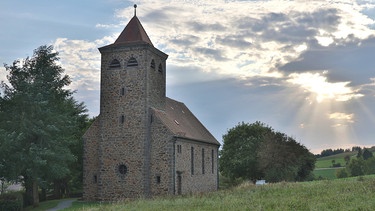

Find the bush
[[0, 192, 23, 211], [332, 163, 341, 168], [336, 168, 348, 178]]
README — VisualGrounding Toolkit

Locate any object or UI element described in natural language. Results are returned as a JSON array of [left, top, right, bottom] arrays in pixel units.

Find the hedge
[[0, 192, 23, 211]]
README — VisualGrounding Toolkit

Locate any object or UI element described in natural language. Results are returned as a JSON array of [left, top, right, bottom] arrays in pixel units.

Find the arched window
[[158, 63, 163, 73], [127, 57, 138, 67], [150, 59, 155, 69], [109, 59, 121, 68]]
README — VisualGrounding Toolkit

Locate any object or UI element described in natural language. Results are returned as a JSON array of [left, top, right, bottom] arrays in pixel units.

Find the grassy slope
[[314, 152, 357, 179], [315, 151, 356, 168], [66, 175, 375, 211]]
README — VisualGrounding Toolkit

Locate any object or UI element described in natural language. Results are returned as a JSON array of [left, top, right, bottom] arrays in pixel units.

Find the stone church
[[82, 7, 220, 201]]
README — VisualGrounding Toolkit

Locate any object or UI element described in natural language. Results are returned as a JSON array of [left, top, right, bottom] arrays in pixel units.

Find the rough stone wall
[[82, 43, 168, 200], [149, 111, 175, 196], [175, 139, 219, 195], [82, 118, 100, 201]]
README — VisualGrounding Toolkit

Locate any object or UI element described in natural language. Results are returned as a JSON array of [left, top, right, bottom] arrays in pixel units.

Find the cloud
[[50, 0, 375, 123], [287, 72, 364, 102], [328, 112, 354, 122]]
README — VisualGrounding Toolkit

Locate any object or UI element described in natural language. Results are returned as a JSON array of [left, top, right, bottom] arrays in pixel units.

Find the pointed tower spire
[[113, 5, 153, 46]]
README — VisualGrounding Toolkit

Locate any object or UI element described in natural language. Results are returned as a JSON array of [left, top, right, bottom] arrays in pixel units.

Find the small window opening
[[151, 59, 155, 69], [118, 164, 127, 175], [177, 145, 182, 153], [120, 115, 125, 124], [93, 175, 97, 183], [121, 87, 125, 96], [127, 57, 138, 67], [156, 176, 161, 184], [109, 59, 121, 68], [158, 63, 163, 73]]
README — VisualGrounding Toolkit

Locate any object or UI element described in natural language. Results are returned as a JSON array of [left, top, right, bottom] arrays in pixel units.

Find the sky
[[1, 0, 375, 154]]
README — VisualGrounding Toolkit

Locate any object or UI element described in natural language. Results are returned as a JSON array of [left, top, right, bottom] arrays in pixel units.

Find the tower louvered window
[[109, 59, 121, 68], [127, 57, 138, 67], [151, 59, 155, 69], [158, 63, 163, 73]]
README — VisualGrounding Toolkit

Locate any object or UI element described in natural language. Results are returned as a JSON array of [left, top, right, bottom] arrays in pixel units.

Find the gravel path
[[46, 199, 76, 211]]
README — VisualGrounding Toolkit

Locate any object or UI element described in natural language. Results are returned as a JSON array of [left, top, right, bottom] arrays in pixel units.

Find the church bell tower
[[83, 5, 168, 200]]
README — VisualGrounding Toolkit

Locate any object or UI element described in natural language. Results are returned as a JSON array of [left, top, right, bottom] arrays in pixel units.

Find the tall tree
[[362, 148, 373, 160], [0, 45, 87, 206], [220, 121, 315, 184], [220, 122, 271, 182]]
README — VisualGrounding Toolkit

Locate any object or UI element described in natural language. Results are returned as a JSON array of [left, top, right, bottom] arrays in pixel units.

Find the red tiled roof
[[153, 98, 220, 146], [114, 15, 153, 46]]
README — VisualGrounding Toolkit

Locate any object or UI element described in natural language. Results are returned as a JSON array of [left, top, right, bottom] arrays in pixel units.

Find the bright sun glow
[[287, 72, 363, 103]]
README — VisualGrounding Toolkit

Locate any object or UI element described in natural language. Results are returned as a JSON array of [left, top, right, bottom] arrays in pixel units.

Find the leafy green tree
[[220, 121, 315, 183], [362, 148, 373, 160], [344, 155, 351, 165], [0, 45, 87, 206], [220, 122, 272, 182], [364, 157, 375, 175], [347, 158, 365, 177], [336, 168, 348, 178], [258, 132, 315, 182]]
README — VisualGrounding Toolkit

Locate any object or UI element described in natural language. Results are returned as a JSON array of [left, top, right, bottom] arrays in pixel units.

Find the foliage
[[316, 148, 345, 158], [362, 148, 373, 160], [219, 122, 269, 182], [0, 192, 23, 211], [60, 176, 375, 211], [219, 121, 315, 183], [0, 45, 88, 206], [347, 158, 365, 176], [335, 168, 348, 178]]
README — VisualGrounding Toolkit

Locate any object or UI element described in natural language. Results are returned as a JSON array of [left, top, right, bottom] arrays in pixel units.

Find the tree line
[[219, 121, 316, 184], [0, 46, 92, 207], [336, 148, 375, 178], [315, 146, 374, 158]]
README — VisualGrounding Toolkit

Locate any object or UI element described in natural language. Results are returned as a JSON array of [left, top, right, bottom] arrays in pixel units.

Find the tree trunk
[[32, 180, 39, 207], [24, 175, 34, 206], [54, 180, 62, 199]]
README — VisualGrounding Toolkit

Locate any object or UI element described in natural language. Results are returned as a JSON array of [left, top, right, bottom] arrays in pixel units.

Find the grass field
[[313, 168, 337, 179], [315, 151, 356, 168], [59, 175, 375, 211]]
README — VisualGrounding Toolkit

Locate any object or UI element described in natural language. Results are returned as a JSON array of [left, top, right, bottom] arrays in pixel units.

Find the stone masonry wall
[[175, 139, 219, 195], [85, 43, 168, 200], [149, 111, 175, 196], [82, 117, 100, 201]]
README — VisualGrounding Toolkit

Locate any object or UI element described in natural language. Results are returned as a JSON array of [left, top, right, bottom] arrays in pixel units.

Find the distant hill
[[314, 146, 375, 179]]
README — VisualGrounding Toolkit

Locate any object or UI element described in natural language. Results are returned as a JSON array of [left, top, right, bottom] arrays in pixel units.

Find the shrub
[[0, 192, 23, 211], [336, 168, 348, 178]]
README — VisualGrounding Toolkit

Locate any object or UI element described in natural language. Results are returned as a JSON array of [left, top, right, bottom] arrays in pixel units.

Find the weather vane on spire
[[134, 4, 137, 16]]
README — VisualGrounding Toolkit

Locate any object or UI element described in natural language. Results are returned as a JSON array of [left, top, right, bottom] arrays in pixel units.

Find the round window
[[118, 164, 128, 175]]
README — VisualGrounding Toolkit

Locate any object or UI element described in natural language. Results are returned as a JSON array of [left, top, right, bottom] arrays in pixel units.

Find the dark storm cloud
[[280, 36, 375, 86]]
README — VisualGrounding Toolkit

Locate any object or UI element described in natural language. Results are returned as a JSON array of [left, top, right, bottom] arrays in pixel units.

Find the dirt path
[[46, 199, 76, 211]]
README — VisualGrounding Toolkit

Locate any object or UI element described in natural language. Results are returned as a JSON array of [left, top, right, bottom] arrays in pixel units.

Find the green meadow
[[59, 175, 375, 211]]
